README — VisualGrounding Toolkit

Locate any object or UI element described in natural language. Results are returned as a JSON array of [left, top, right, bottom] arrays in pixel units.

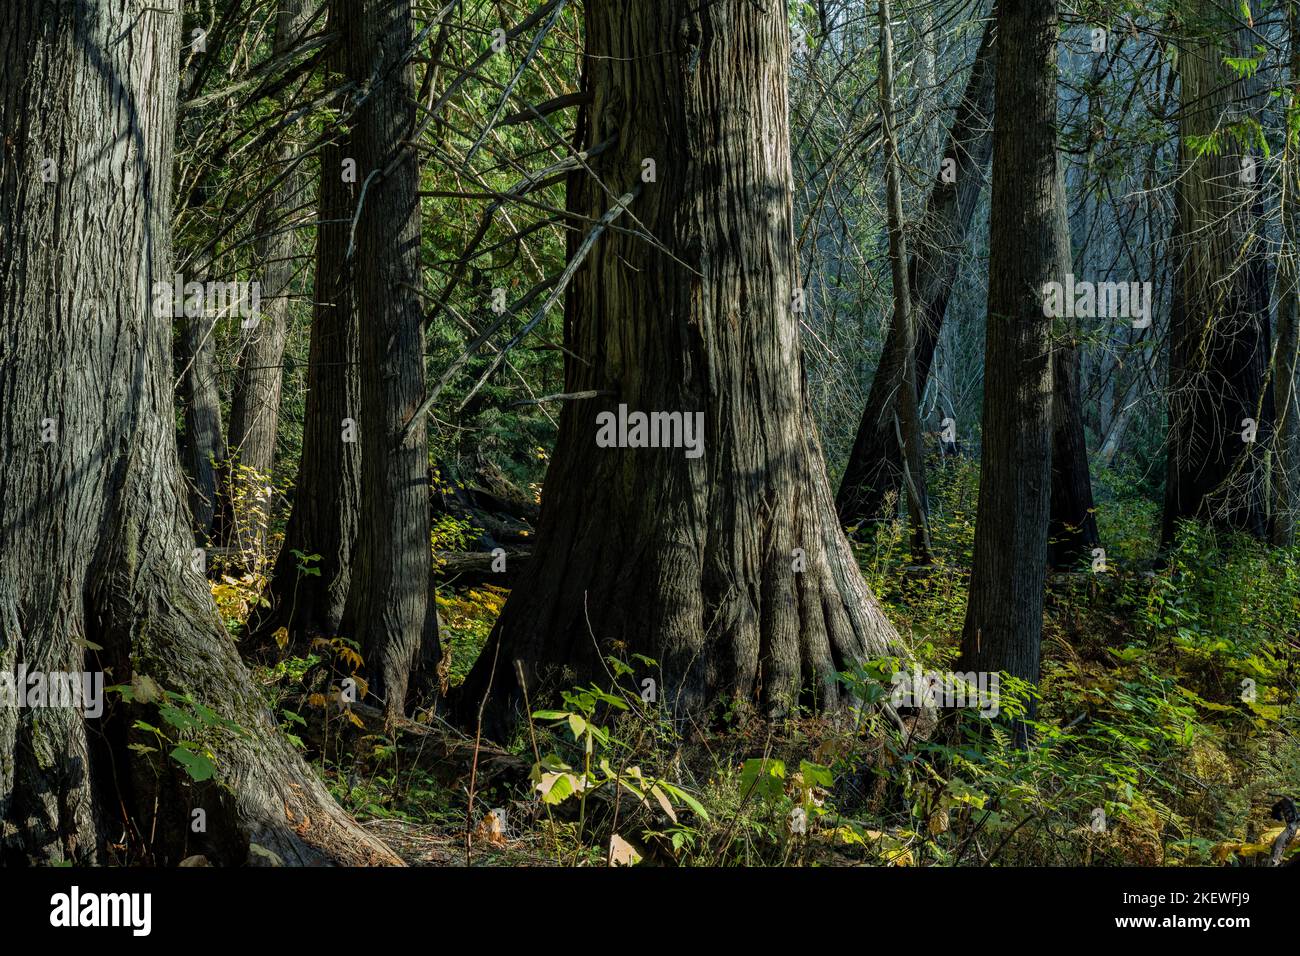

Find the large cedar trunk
[[335, 0, 439, 717], [837, 11, 997, 529], [1162, 2, 1272, 543], [458, 0, 900, 733], [0, 0, 396, 866], [958, 0, 1058, 707]]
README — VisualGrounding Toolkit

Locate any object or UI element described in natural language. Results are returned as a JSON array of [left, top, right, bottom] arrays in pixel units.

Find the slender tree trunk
[[253, 129, 362, 649], [838, 10, 996, 528], [958, 0, 1058, 724], [1162, 1, 1272, 543], [1048, 159, 1099, 568], [336, 0, 439, 718], [223, 0, 317, 570], [0, 0, 396, 865], [1098, 373, 1141, 469], [878, 0, 931, 560], [175, 250, 227, 545], [458, 0, 901, 735]]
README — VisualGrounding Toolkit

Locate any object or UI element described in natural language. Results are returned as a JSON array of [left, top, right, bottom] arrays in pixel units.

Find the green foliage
[[527, 661, 708, 864], [110, 678, 249, 786]]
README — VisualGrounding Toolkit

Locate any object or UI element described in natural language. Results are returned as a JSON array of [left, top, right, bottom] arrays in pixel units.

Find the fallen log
[[434, 549, 531, 588]]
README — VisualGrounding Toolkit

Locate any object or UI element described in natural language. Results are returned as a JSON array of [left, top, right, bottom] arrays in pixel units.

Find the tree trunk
[[837, 10, 997, 529], [1048, 158, 1099, 568], [336, 0, 439, 719], [458, 0, 901, 735], [0, 0, 396, 866], [878, 0, 932, 561], [1162, 1, 1272, 543], [958, 0, 1058, 720], [253, 129, 362, 650], [174, 252, 227, 545], [223, 0, 316, 570]]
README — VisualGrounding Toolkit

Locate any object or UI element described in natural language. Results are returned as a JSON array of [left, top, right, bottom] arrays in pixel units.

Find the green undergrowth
[[243, 458, 1298, 866]]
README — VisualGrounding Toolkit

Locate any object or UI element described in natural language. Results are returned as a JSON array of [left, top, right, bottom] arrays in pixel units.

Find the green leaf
[[531, 709, 570, 721], [169, 745, 217, 782], [740, 758, 786, 801], [659, 782, 709, 821], [535, 770, 582, 805], [567, 714, 587, 741], [649, 783, 678, 823], [158, 703, 198, 733], [799, 760, 835, 788]]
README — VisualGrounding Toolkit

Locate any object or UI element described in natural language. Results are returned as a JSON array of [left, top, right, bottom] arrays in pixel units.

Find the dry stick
[[455, 186, 641, 414], [499, 90, 591, 127], [510, 389, 613, 408], [398, 274, 560, 449], [462, 0, 571, 168], [419, 137, 615, 332], [982, 812, 1038, 866], [515, 661, 562, 865], [464, 636, 503, 866]]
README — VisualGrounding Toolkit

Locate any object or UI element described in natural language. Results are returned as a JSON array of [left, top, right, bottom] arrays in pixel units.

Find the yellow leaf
[[609, 834, 642, 866]]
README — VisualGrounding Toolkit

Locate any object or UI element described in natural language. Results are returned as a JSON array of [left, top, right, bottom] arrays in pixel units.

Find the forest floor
[[221, 459, 1299, 866]]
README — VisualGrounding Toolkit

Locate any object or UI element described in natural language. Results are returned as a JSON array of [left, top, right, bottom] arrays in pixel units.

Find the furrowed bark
[[878, 0, 932, 562], [1162, 1, 1272, 543], [223, 0, 316, 570], [1048, 158, 1099, 569], [458, 0, 902, 736], [0, 0, 397, 866], [175, 252, 228, 545], [336, 0, 440, 718], [958, 0, 1058, 724], [252, 128, 362, 651]]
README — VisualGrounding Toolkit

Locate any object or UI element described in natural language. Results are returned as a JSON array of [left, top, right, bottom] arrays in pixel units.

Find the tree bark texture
[[1048, 157, 1099, 568], [222, 0, 317, 569], [458, 0, 902, 734], [335, 0, 440, 718], [0, 0, 396, 865], [958, 0, 1058, 708], [1162, 2, 1272, 543]]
